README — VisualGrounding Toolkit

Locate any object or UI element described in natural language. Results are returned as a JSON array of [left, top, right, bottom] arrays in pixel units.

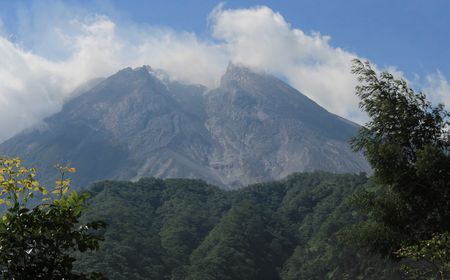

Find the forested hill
[[76, 172, 400, 279]]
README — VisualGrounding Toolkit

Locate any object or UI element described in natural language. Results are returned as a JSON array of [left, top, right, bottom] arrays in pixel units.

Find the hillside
[[75, 173, 400, 279]]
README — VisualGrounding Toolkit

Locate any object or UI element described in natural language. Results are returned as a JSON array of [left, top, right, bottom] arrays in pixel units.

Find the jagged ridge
[[0, 64, 370, 189]]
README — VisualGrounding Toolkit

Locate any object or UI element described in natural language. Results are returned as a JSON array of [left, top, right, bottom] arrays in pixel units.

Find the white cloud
[[0, 17, 124, 143], [424, 71, 450, 107], [0, 4, 448, 143], [0, 15, 227, 142]]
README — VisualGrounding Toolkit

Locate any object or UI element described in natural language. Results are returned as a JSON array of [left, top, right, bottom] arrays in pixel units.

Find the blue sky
[[110, 0, 450, 79], [1, 0, 449, 79], [0, 0, 449, 141]]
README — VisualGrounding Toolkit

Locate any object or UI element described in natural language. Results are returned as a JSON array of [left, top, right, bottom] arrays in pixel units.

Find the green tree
[[74, 173, 398, 279], [341, 59, 450, 276], [0, 158, 106, 279], [396, 232, 450, 280]]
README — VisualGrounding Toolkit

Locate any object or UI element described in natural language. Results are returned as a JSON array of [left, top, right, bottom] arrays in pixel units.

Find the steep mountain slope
[[0, 64, 370, 188], [206, 64, 369, 186]]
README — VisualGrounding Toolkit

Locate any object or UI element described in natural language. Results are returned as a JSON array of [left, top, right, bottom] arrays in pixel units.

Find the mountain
[[0, 63, 370, 188]]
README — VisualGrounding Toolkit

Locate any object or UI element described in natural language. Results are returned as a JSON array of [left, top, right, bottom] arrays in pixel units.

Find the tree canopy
[[342, 59, 450, 278], [74, 173, 400, 280], [0, 158, 106, 279]]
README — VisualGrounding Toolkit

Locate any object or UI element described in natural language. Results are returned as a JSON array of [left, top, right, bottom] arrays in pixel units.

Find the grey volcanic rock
[[0, 64, 370, 189], [205, 64, 369, 187]]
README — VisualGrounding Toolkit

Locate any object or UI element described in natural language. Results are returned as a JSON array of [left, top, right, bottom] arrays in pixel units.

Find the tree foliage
[[342, 59, 450, 277], [396, 232, 450, 280], [75, 173, 400, 280], [0, 158, 106, 279]]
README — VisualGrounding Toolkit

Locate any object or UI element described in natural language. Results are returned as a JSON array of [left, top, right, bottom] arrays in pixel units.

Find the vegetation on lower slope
[[75, 173, 401, 280], [0, 159, 106, 279]]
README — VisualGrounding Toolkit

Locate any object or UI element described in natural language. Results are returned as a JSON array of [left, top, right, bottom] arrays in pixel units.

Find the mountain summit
[[0, 65, 370, 188]]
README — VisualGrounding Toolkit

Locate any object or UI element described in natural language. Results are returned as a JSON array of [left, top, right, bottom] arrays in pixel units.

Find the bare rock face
[[0, 64, 370, 189]]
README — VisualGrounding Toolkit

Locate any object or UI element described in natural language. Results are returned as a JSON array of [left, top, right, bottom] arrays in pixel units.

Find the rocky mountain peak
[[0, 64, 371, 189], [220, 62, 267, 87], [225, 62, 254, 76]]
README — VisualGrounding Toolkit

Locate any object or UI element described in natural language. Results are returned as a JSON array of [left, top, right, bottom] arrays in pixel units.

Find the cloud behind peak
[[0, 4, 448, 142]]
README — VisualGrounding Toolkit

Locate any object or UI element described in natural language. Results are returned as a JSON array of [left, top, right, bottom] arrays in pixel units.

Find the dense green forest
[[74, 172, 401, 279]]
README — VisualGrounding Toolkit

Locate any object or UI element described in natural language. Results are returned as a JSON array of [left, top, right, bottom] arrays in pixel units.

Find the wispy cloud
[[423, 71, 450, 107], [0, 4, 448, 142]]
